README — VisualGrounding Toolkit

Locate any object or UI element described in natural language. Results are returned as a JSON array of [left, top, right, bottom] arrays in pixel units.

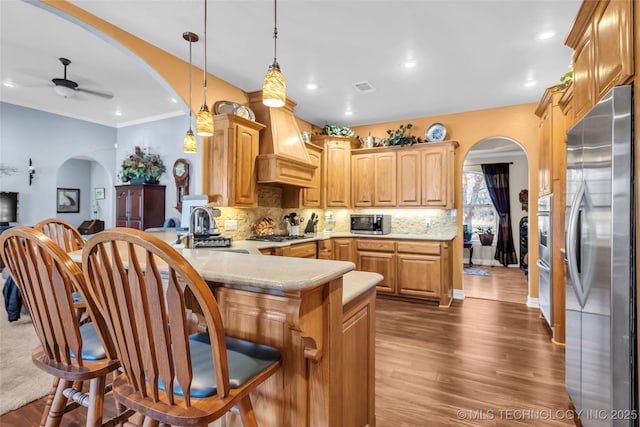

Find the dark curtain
[[481, 163, 518, 266]]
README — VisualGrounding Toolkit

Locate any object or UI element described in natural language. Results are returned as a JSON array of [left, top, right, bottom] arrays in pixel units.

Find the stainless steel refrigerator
[[565, 84, 636, 426]]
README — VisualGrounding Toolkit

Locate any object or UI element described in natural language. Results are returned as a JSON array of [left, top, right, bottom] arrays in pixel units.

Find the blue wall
[[0, 102, 199, 227]]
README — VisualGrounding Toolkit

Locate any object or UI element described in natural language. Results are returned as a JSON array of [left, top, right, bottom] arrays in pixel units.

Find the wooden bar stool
[[0, 227, 132, 427], [82, 228, 281, 427], [34, 218, 85, 252], [35, 218, 88, 321]]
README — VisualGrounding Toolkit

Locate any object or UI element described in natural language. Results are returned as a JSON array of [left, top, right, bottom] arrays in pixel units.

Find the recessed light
[[524, 81, 537, 88], [3, 81, 15, 88], [171, 97, 178, 103], [115, 110, 123, 116], [538, 32, 555, 40], [306, 83, 318, 90], [344, 111, 353, 116], [403, 61, 416, 68]]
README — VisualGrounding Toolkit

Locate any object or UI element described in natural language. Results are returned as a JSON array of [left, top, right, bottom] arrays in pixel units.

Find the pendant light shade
[[183, 129, 197, 153], [182, 31, 199, 153], [262, 0, 285, 107], [196, 0, 214, 136]]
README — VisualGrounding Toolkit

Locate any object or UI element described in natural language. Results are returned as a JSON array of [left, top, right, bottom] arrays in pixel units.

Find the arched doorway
[[55, 157, 113, 229], [461, 137, 529, 304]]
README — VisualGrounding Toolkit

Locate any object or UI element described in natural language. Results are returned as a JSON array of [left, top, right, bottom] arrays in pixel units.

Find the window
[[462, 171, 497, 239]]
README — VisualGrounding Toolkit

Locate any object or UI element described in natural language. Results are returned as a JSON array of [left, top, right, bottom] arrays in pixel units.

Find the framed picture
[[94, 187, 105, 200], [56, 188, 80, 213]]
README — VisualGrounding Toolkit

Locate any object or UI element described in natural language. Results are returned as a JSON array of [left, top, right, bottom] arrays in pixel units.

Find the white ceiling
[[0, 0, 581, 129]]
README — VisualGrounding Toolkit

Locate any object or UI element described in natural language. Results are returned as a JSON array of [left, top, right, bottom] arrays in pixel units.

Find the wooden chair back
[[0, 226, 115, 367], [34, 218, 85, 253], [82, 228, 230, 407]]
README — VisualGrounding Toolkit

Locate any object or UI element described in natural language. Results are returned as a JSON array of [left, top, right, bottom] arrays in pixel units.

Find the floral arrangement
[[119, 146, 166, 183], [321, 124, 355, 137], [382, 123, 423, 146]]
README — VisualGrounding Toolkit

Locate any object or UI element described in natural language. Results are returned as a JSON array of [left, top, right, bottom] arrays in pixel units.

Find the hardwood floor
[[463, 265, 530, 305], [375, 297, 572, 426], [1, 292, 571, 427]]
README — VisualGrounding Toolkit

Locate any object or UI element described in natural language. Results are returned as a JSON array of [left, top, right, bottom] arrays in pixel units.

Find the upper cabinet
[[352, 151, 397, 207], [352, 142, 456, 208], [312, 136, 359, 208], [565, 0, 634, 122], [202, 114, 265, 207], [535, 88, 566, 196]]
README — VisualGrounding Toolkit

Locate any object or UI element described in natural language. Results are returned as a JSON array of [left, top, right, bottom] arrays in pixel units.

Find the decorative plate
[[234, 104, 255, 121], [426, 123, 447, 142], [214, 100, 235, 115]]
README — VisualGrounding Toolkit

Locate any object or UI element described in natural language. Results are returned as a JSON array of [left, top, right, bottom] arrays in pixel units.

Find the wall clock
[[173, 158, 190, 213]]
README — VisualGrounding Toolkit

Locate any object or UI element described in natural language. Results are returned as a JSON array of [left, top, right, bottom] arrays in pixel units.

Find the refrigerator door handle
[[566, 180, 588, 308]]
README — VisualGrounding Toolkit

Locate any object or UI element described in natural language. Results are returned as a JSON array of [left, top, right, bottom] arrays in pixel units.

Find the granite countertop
[[146, 230, 457, 256]]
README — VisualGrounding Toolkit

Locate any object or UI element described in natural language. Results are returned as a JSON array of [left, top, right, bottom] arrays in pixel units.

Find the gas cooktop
[[247, 234, 313, 242]]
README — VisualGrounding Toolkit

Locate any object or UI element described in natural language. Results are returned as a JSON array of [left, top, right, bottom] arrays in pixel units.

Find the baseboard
[[526, 296, 539, 308], [453, 289, 465, 300]]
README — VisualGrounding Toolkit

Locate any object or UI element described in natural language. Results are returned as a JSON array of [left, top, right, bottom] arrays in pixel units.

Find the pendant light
[[196, 0, 213, 136], [183, 31, 199, 153], [262, 0, 286, 107]]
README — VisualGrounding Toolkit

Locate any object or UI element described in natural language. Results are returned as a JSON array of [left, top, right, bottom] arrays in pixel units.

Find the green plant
[[119, 146, 166, 183], [475, 226, 493, 235], [556, 67, 573, 91], [321, 124, 355, 137], [382, 123, 423, 146]]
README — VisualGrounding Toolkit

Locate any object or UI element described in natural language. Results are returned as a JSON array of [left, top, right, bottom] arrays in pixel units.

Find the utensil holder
[[290, 225, 300, 236]]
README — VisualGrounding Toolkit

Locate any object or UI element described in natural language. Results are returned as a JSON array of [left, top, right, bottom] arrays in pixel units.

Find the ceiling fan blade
[[75, 87, 114, 99]]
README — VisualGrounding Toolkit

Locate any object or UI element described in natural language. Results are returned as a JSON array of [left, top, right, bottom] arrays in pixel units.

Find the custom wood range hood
[[248, 91, 316, 188]]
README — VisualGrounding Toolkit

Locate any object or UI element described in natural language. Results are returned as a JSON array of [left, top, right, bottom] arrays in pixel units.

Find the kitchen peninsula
[[72, 233, 381, 427]]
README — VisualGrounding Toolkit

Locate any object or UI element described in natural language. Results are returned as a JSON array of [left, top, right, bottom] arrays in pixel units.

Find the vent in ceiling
[[352, 80, 376, 94]]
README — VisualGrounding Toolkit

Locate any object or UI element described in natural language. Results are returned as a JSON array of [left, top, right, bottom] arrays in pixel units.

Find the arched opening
[[55, 157, 112, 230], [461, 137, 530, 304]]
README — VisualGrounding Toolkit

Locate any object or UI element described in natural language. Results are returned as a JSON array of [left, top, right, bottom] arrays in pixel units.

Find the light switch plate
[[224, 220, 238, 231]]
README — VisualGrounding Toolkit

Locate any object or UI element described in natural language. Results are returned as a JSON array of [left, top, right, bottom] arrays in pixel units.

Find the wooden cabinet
[[115, 184, 166, 230], [276, 241, 317, 258], [351, 151, 397, 207], [536, 88, 567, 196], [311, 136, 358, 208], [202, 114, 265, 207], [301, 143, 323, 207], [565, 0, 634, 122], [421, 144, 453, 208], [282, 143, 324, 209], [317, 239, 333, 260], [333, 237, 357, 264], [352, 142, 456, 208], [355, 238, 452, 305], [356, 239, 396, 294], [397, 241, 442, 299], [397, 150, 422, 206]]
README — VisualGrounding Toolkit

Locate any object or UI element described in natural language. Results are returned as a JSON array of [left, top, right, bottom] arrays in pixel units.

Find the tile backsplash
[[212, 186, 456, 240]]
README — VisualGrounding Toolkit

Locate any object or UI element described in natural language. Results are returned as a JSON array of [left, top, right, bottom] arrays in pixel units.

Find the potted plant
[[119, 146, 166, 184], [475, 226, 494, 246], [382, 123, 423, 146], [463, 224, 473, 241]]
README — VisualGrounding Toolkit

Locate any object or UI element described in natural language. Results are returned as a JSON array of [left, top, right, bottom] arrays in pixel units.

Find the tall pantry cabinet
[[115, 184, 166, 230]]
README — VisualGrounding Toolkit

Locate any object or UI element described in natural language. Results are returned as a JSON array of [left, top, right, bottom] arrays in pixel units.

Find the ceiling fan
[[51, 57, 113, 99]]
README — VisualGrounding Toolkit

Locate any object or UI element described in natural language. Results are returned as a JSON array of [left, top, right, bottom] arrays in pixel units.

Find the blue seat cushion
[[68, 322, 107, 361], [159, 334, 281, 398]]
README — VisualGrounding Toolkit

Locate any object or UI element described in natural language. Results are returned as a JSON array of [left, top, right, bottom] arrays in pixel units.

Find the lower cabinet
[[275, 241, 317, 258], [356, 239, 396, 294], [356, 238, 452, 306], [333, 237, 357, 264], [317, 239, 333, 260]]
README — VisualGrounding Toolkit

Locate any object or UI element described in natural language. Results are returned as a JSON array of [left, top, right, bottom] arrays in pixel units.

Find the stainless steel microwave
[[350, 214, 391, 235]]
